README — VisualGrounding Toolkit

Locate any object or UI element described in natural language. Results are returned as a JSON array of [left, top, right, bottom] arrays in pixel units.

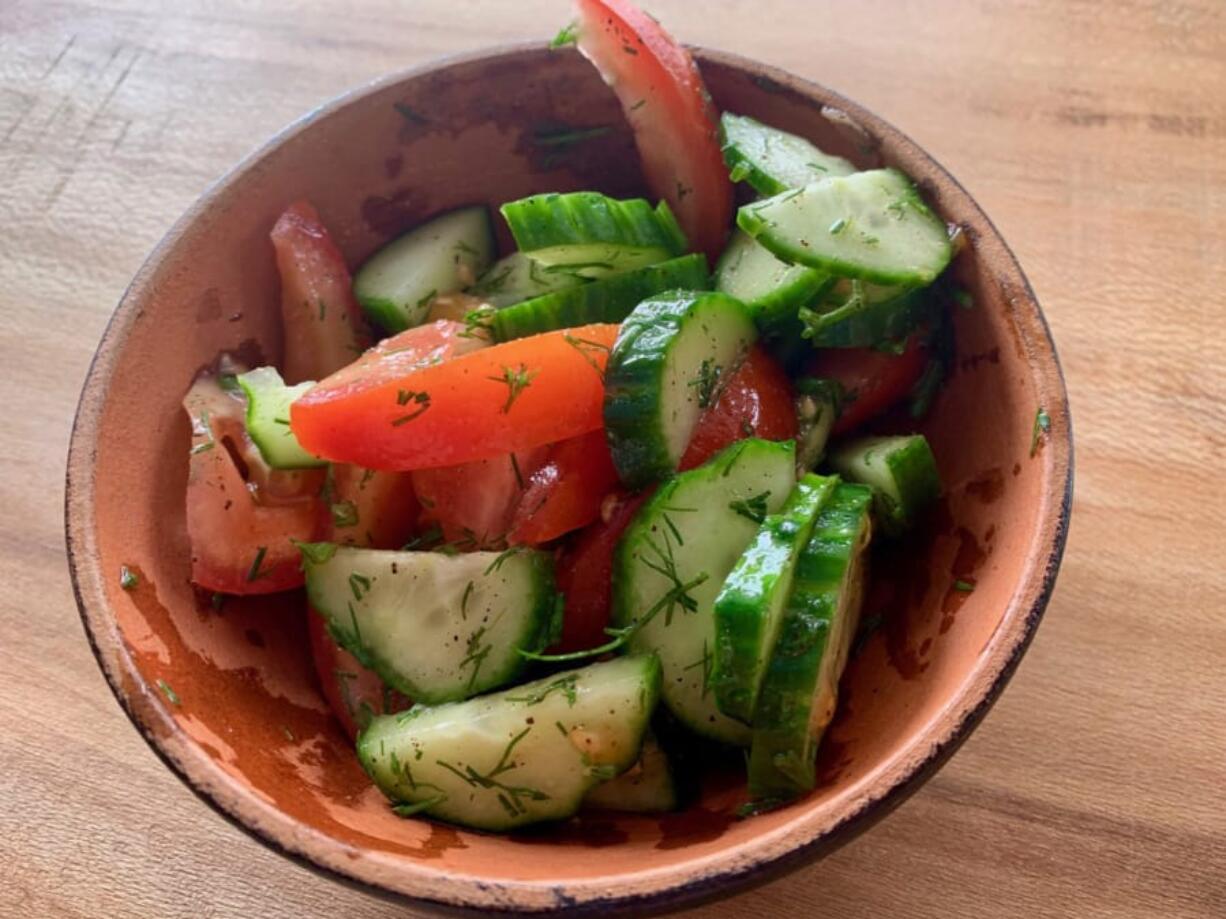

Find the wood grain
[[2, 1, 1223, 916]]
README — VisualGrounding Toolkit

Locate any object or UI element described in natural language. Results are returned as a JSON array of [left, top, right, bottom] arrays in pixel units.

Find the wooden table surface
[[3, 0, 1224, 916]]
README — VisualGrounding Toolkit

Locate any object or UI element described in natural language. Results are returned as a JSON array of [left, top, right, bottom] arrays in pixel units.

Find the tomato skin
[[184, 374, 324, 594], [575, 0, 733, 262], [806, 337, 927, 436], [509, 429, 620, 546], [307, 608, 409, 741], [553, 491, 648, 653], [292, 323, 618, 471], [412, 447, 548, 548], [680, 345, 798, 470], [270, 201, 371, 384]]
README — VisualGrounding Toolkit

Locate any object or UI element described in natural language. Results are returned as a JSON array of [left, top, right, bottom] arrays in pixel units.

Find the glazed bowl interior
[[66, 45, 1070, 915]]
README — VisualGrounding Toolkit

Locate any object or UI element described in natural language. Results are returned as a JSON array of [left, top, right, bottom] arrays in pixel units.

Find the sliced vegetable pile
[[172, 0, 960, 827]]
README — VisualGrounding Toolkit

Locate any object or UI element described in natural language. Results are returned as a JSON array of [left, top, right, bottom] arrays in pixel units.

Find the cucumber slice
[[303, 545, 559, 704], [794, 378, 842, 473], [748, 483, 872, 805], [801, 279, 933, 348], [489, 254, 709, 343], [354, 206, 495, 333], [604, 291, 758, 488], [236, 367, 325, 469], [500, 192, 687, 279], [826, 434, 941, 535], [358, 655, 661, 831], [737, 169, 952, 286], [712, 474, 836, 723], [612, 438, 797, 744], [715, 229, 833, 336], [583, 731, 677, 813], [720, 112, 856, 197], [468, 251, 585, 309]]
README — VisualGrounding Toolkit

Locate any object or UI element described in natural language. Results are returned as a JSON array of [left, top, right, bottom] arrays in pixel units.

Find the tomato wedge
[[553, 491, 648, 653], [412, 447, 549, 548], [307, 609, 409, 741], [680, 345, 798, 469], [806, 336, 927, 436], [271, 201, 371, 384], [184, 373, 324, 594], [509, 428, 620, 546], [575, 0, 733, 262], [292, 323, 619, 471], [327, 465, 419, 549]]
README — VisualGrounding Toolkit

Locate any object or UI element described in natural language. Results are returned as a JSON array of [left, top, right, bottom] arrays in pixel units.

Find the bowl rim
[[64, 40, 1073, 917]]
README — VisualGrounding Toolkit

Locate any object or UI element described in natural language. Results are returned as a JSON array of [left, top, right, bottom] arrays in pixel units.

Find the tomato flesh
[[271, 201, 371, 384], [553, 491, 648, 653], [509, 429, 620, 546], [307, 608, 409, 741], [412, 447, 548, 549], [680, 345, 797, 470], [291, 322, 618, 471], [806, 336, 927, 436], [184, 373, 324, 594], [575, 0, 733, 263]]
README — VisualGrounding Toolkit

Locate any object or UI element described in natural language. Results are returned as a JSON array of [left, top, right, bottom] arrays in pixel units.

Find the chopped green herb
[[682, 639, 714, 699], [282, 726, 295, 742], [952, 286, 974, 310], [415, 288, 437, 309], [392, 796, 447, 818], [394, 102, 428, 125], [217, 374, 241, 393], [401, 525, 443, 551], [532, 124, 611, 149], [550, 19, 579, 48], [292, 540, 337, 566], [563, 333, 611, 380], [317, 298, 327, 321], [687, 358, 723, 409], [1030, 407, 1051, 456], [348, 572, 372, 602], [953, 579, 976, 593], [484, 546, 523, 575], [828, 217, 848, 235], [189, 440, 215, 455], [246, 546, 268, 582], [728, 491, 770, 525], [119, 565, 139, 591], [488, 363, 538, 414], [630, 98, 647, 111], [908, 358, 944, 419], [391, 391, 432, 425], [330, 499, 359, 529], [210, 592, 226, 613], [435, 726, 548, 817], [157, 679, 181, 706], [460, 580, 475, 621], [507, 674, 579, 707]]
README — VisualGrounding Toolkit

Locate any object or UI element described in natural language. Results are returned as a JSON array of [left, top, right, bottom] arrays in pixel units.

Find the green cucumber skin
[[720, 113, 856, 197], [354, 205, 496, 333], [603, 291, 758, 489], [469, 251, 585, 309], [304, 547, 559, 705], [490, 254, 709, 342], [611, 438, 797, 745], [500, 193, 686, 276], [827, 434, 941, 536], [357, 655, 661, 831], [803, 283, 934, 348], [711, 474, 837, 724], [236, 367, 325, 469], [747, 483, 872, 804], [737, 169, 952, 287]]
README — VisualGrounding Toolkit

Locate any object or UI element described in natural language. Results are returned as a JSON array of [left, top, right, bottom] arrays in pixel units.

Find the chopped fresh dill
[[728, 491, 770, 525], [119, 565, 139, 591], [246, 546, 268, 582], [157, 679, 181, 706], [488, 363, 538, 414]]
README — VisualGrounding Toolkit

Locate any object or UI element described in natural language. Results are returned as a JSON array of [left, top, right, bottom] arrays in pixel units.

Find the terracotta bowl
[[66, 44, 1072, 915]]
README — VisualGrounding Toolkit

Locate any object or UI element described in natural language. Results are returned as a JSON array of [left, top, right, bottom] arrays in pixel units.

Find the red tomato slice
[[509, 428, 620, 546], [184, 373, 324, 594], [575, 0, 733, 262], [680, 345, 798, 470], [271, 201, 371, 384], [291, 322, 619, 471], [553, 491, 648, 653], [327, 465, 419, 549], [412, 447, 549, 549], [307, 607, 409, 741], [806, 336, 927, 436]]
